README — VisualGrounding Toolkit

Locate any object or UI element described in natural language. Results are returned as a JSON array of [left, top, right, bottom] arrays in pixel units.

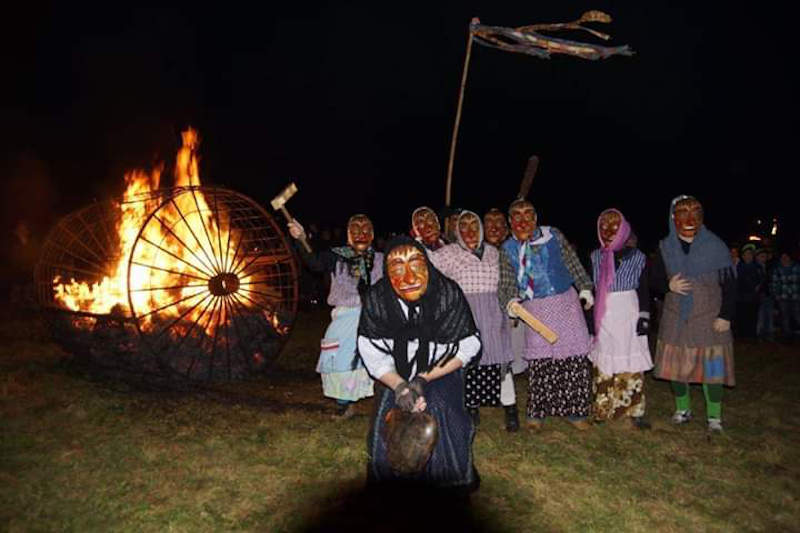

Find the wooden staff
[[445, 18, 478, 207], [509, 301, 558, 344]]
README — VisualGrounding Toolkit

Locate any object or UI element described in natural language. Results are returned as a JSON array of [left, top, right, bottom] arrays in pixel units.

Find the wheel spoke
[[76, 209, 115, 259], [212, 190, 228, 273], [227, 234, 248, 276], [153, 291, 213, 342], [130, 261, 208, 282], [138, 234, 215, 279], [131, 282, 208, 293], [62, 215, 112, 265], [150, 214, 218, 277], [170, 198, 221, 276], [50, 262, 112, 281], [190, 188, 223, 273], [232, 253, 263, 280], [136, 288, 207, 320], [207, 295, 225, 380], [224, 295, 256, 373], [236, 286, 285, 305], [231, 289, 278, 318], [185, 296, 221, 377], [46, 239, 113, 276]]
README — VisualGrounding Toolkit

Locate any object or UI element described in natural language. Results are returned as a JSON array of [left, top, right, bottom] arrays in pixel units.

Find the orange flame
[[53, 128, 247, 337]]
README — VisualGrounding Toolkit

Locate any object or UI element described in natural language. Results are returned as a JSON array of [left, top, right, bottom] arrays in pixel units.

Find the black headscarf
[[358, 236, 479, 380]]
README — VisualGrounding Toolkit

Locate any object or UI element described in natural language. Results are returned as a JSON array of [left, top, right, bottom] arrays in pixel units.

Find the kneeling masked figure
[[357, 236, 481, 489]]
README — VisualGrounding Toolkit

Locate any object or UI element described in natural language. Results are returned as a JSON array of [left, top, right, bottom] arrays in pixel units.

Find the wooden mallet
[[271, 182, 312, 253], [508, 300, 558, 344]]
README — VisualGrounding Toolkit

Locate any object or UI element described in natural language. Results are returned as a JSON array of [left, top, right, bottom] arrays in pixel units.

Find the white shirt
[[357, 297, 481, 380]]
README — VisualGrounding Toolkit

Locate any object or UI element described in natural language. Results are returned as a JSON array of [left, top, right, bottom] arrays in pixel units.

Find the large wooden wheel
[[127, 187, 299, 380]]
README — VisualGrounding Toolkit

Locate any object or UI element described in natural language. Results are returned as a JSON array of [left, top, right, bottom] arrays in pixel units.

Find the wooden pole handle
[[445, 21, 476, 207], [280, 206, 312, 254], [509, 301, 559, 344]]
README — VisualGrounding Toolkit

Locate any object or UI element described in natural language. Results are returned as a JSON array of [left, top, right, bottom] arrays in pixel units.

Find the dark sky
[[2, 1, 797, 263]]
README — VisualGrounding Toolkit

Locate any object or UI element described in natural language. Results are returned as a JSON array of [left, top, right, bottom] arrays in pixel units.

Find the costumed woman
[[589, 209, 653, 429], [357, 236, 481, 489], [485, 207, 527, 376], [288, 215, 381, 419], [501, 199, 595, 430], [440, 206, 463, 244], [429, 210, 520, 431], [483, 208, 510, 247], [650, 195, 735, 433], [410, 206, 447, 251]]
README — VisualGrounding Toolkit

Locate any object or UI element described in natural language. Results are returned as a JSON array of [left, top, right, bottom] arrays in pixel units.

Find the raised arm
[[287, 219, 337, 272]]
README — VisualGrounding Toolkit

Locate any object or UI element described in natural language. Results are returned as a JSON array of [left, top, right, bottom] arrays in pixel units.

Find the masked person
[[483, 208, 510, 248], [357, 236, 481, 489], [288, 215, 382, 419], [501, 199, 595, 430], [410, 206, 447, 251], [589, 209, 653, 429], [440, 206, 463, 244], [429, 210, 520, 431], [649, 195, 735, 433], [486, 208, 527, 376]]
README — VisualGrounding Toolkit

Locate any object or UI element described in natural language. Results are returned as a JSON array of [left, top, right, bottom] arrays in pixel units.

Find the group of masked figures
[[287, 194, 735, 491]]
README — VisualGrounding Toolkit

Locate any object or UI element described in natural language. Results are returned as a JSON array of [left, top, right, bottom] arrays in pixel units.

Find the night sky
[[2, 1, 797, 281]]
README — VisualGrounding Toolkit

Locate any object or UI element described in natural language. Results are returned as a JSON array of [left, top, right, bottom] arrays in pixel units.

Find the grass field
[[1, 305, 799, 532]]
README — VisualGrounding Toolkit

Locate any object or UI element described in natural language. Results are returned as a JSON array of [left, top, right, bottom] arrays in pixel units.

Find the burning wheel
[[128, 187, 298, 380], [36, 186, 299, 382]]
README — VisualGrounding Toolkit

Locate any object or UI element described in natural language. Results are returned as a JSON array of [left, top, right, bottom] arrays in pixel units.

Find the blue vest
[[502, 228, 575, 298]]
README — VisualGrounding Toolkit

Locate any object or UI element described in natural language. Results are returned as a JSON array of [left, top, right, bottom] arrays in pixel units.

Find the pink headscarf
[[593, 208, 631, 333]]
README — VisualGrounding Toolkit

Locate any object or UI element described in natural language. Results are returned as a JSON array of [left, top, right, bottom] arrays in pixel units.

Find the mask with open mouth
[[672, 196, 703, 241], [508, 199, 537, 242], [411, 207, 441, 246], [386, 244, 430, 302], [347, 214, 374, 253], [483, 208, 508, 246], [457, 211, 482, 251]]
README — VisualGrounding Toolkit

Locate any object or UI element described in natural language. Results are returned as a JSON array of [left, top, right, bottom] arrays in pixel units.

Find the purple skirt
[[522, 287, 591, 360], [465, 292, 513, 366]]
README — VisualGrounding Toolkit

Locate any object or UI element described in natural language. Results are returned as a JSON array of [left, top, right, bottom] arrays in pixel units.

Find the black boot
[[504, 405, 520, 432], [468, 407, 480, 426]]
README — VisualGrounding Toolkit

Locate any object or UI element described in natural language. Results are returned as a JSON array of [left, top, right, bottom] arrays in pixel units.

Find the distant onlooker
[[736, 243, 761, 339], [771, 252, 800, 340], [730, 246, 740, 268], [755, 248, 775, 341]]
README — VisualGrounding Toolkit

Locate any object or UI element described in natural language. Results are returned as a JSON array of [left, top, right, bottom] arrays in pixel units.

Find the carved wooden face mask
[[509, 201, 537, 241], [673, 198, 703, 240], [387, 245, 429, 302], [412, 208, 441, 245], [458, 212, 481, 251], [347, 215, 374, 253], [599, 211, 622, 247], [483, 210, 509, 246]]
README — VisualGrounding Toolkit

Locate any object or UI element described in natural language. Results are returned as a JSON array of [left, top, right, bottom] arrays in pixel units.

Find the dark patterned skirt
[[526, 356, 592, 419], [367, 370, 477, 489], [464, 363, 502, 408]]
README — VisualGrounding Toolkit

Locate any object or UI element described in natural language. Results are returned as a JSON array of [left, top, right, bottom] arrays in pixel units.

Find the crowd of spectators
[[732, 243, 800, 342]]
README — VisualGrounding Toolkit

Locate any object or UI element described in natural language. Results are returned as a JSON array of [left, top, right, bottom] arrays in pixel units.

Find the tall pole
[[445, 18, 478, 207]]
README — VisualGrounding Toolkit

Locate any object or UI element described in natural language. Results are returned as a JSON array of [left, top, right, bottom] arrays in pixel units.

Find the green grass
[[1, 306, 799, 532]]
